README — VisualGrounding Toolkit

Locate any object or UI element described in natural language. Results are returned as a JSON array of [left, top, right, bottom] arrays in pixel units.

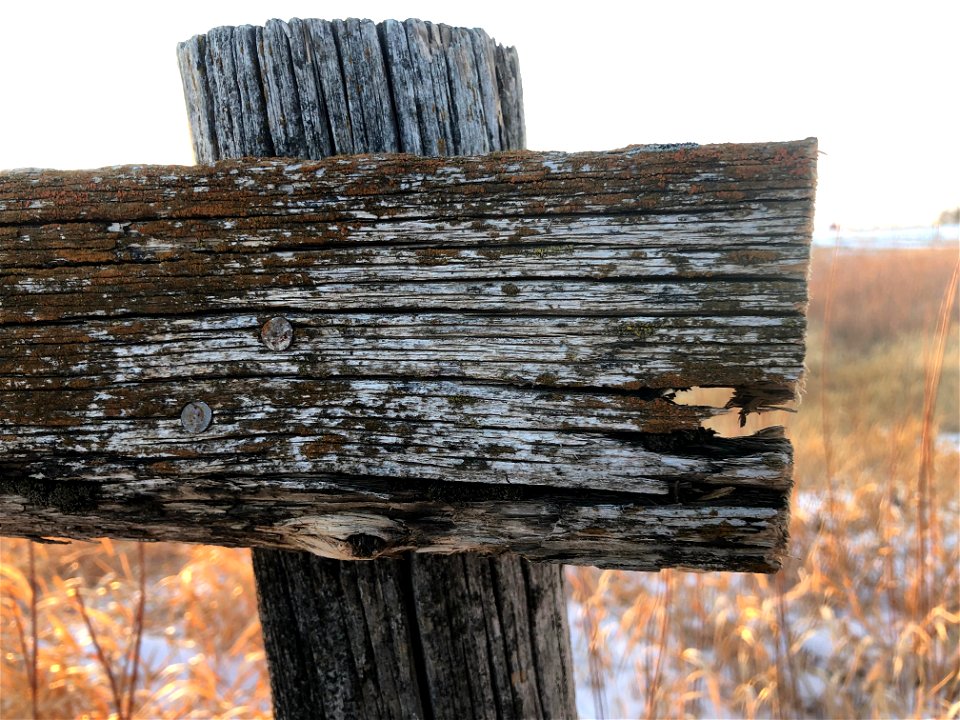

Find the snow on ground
[[568, 483, 960, 719]]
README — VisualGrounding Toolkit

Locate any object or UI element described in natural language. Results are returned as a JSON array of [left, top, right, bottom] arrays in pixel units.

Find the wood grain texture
[[0, 146, 815, 567], [0, 142, 813, 566], [0, 143, 814, 393], [176, 19, 575, 720], [1, 31, 814, 550], [0, 17, 818, 717]]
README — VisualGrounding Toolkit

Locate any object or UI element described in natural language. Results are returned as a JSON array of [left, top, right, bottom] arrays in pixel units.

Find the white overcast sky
[[1, 0, 957, 232]]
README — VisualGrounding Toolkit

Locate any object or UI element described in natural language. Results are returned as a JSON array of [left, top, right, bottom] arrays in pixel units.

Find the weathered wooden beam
[[182, 19, 576, 720], [0, 140, 816, 571]]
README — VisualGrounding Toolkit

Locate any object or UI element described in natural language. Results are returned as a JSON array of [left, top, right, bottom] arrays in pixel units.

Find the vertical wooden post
[[177, 19, 576, 718]]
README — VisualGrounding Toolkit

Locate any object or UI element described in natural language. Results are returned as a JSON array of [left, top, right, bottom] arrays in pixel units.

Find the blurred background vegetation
[[2, 244, 958, 719]]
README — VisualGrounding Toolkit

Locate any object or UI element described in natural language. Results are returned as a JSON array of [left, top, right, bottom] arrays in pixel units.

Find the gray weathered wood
[[0, 143, 814, 398], [0, 143, 813, 560], [175, 18, 577, 720], [0, 149, 817, 566], [0, 15, 818, 717]]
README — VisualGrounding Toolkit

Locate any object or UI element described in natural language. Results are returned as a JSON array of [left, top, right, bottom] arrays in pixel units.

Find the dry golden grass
[[0, 541, 270, 718], [568, 246, 960, 718], [2, 246, 959, 719]]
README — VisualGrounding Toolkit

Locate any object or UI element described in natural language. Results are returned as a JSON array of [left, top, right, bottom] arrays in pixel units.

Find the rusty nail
[[261, 316, 294, 351], [181, 401, 212, 434]]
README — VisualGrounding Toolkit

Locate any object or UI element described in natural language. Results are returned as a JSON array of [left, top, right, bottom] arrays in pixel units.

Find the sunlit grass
[[568, 246, 960, 718], [0, 541, 269, 718], [2, 246, 959, 718]]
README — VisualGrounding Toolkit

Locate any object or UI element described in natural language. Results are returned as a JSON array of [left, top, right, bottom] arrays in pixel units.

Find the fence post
[[177, 19, 577, 718]]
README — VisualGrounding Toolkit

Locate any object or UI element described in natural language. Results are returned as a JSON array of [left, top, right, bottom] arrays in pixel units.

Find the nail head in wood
[[180, 401, 212, 434], [261, 317, 294, 351]]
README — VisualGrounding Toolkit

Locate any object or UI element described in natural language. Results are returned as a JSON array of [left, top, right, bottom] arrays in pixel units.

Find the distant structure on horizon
[[812, 223, 960, 249], [938, 207, 960, 226]]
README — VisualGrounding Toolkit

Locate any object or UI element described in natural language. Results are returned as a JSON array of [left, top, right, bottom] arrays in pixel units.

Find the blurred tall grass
[[2, 246, 958, 719], [569, 246, 960, 718]]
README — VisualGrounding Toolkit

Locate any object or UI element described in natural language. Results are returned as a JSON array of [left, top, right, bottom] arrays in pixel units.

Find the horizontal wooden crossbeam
[[0, 139, 816, 570]]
